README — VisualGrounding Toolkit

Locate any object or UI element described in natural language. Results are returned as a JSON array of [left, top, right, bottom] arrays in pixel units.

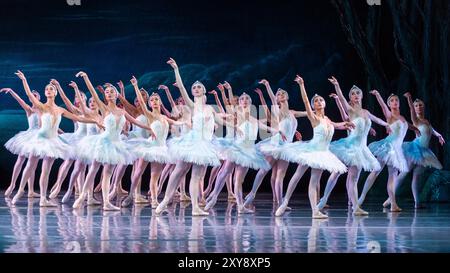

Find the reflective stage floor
[[1, 192, 450, 253]]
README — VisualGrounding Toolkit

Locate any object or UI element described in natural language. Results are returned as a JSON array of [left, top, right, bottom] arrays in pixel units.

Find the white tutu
[[59, 122, 87, 146], [329, 117, 381, 172], [271, 120, 347, 173], [369, 120, 408, 172], [215, 121, 270, 170], [168, 108, 220, 167], [4, 113, 40, 156], [18, 113, 72, 160], [77, 113, 136, 165], [127, 119, 172, 164]]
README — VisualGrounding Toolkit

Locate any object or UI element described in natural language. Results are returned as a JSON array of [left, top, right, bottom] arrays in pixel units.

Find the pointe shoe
[[199, 198, 206, 207], [5, 186, 14, 197], [275, 203, 288, 217], [151, 199, 159, 209], [121, 196, 133, 207], [243, 193, 255, 207], [383, 199, 391, 208], [87, 198, 101, 206], [72, 196, 85, 209], [12, 190, 25, 205], [227, 194, 236, 201], [317, 198, 327, 210], [353, 207, 369, 216], [192, 207, 209, 216], [312, 211, 328, 219], [390, 206, 402, 212], [155, 201, 168, 215], [103, 202, 120, 211], [238, 205, 254, 214], [204, 197, 217, 211], [180, 194, 191, 202], [28, 192, 40, 198], [49, 189, 60, 199], [61, 192, 72, 204], [40, 198, 58, 207], [94, 184, 102, 193], [134, 194, 148, 204]]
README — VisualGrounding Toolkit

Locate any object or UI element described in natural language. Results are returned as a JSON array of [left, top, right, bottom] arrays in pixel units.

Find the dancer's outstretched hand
[[254, 88, 263, 96], [438, 135, 445, 146], [369, 128, 377, 137], [258, 79, 269, 86], [130, 76, 138, 86], [208, 90, 218, 96], [344, 121, 356, 130], [68, 81, 78, 90], [50, 79, 60, 87], [75, 71, 87, 78], [223, 81, 231, 90], [369, 90, 379, 96], [96, 85, 105, 94], [403, 92, 412, 99], [167, 58, 178, 69], [328, 76, 339, 86], [294, 75, 304, 85], [329, 93, 338, 99], [158, 84, 169, 91], [15, 70, 26, 80], [0, 88, 13, 94], [295, 130, 302, 141]]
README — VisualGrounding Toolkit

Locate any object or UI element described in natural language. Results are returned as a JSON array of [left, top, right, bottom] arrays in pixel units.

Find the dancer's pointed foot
[[312, 210, 328, 219], [87, 198, 101, 206], [121, 195, 133, 207], [192, 207, 209, 216], [155, 201, 168, 215], [383, 198, 391, 208], [61, 191, 72, 204], [151, 199, 159, 209], [238, 205, 254, 214], [180, 194, 191, 202], [227, 194, 236, 202], [72, 195, 85, 209], [390, 205, 402, 212], [353, 207, 369, 216], [103, 202, 120, 211], [243, 192, 255, 207], [275, 203, 288, 217], [199, 198, 206, 207], [11, 190, 25, 205], [28, 191, 40, 198], [204, 196, 217, 211], [134, 194, 148, 204], [118, 187, 128, 195], [94, 183, 102, 193], [5, 186, 14, 197], [317, 198, 327, 210], [40, 198, 58, 207]]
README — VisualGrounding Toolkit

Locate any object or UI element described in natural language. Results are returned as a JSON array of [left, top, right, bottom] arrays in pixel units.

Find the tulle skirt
[[77, 134, 136, 165], [12, 131, 73, 160], [368, 138, 408, 172], [215, 138, 270, 170], [167, 130, 221, 167], [4, 129, 39, 156], [402, 141, 442, 169], [330, 138, 381, 172], [127, 138, 173, 164], [268, 141, 347, 173]]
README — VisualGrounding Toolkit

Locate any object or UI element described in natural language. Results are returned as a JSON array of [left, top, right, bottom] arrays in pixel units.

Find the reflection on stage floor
[[1, 192, 449, 253]]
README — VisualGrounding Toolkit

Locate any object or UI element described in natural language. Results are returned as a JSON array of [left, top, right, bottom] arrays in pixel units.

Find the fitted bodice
[[102, 113, 126, 141], [130, 114, 150, 138], [150, 119, 169, 145], [236, 120, 258, 147], [347, 116, 372, 146], [309, 119, 334, 150], [27, 113, 39, 130], [387, 119, 408, 145], [38, 113, 61, 138], [413, 123, 432, 148], [278, 111, 297, 143], [191, 107, 215, 141]]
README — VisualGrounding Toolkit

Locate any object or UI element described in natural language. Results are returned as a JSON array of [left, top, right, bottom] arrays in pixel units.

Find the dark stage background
[[0, 0, 448, 200]]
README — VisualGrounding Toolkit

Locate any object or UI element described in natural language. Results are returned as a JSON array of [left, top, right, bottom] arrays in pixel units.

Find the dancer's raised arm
[[68, 81, 92, 117], [167, 58, 194, 108], [259, 79, 277, 107], [328, 76, 352, 113], [0, 88, 33, 114], [59, 107, 104, 129], [369, 90, 391, 120], [432, 128, 446, 145], [14, 70, 44, 110], [76, 71, 107, 113], [294, 75, 316, 125], [403, 92, 419, 125], [329, 93, 349, 121], [217, 83, 230, 106], [254, 88, 270, 121], [159, 84, 177, 110], [223, 81, 235, 106], [51, 79, 81, 114], [208, 90, 225, 113], [116, 80, 140, 116]]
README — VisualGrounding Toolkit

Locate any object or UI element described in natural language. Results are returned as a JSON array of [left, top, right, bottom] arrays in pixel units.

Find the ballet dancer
[[155, 58, 223, 216], [72, 71, 155, 211], [317, 77, 390, 215], [206, 92, 283, 213], [10, 70, 102, 207], [2, 88, 41, 198], [121, 76, 186, 208], [383, 92, 445, 208], [274, 75, 353, 218], [244, 79, 306, 207], [358, 90, 420, 212]]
